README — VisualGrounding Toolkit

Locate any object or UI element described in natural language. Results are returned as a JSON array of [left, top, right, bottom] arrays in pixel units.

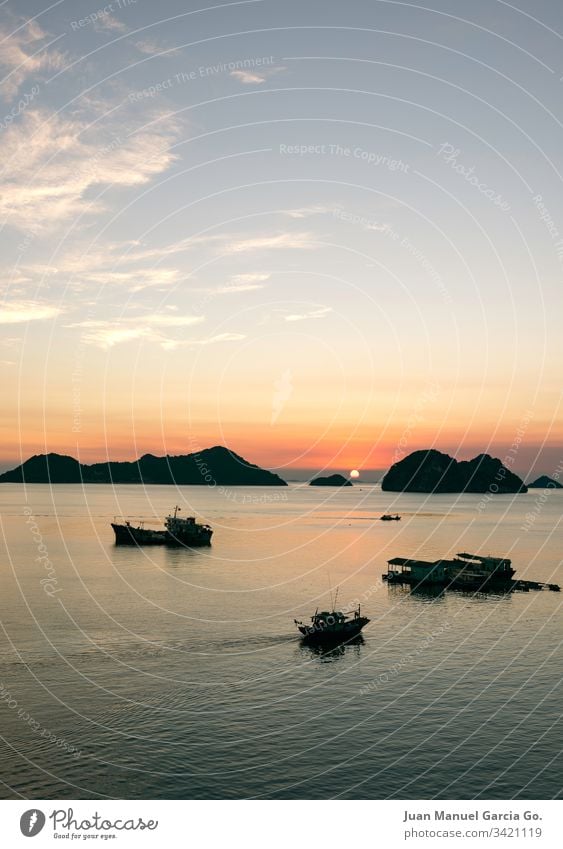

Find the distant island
[[310, 474, 352, 487], [0, 447, 287, 486], [527, 475, 562, 489], [381, 449, 527, 493]]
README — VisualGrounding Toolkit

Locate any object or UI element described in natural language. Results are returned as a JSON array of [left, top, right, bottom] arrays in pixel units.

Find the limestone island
[[310, 474, 352, 487], [381, 449, 527, 493], [527, 475, 562, 489], [0, 446, 287, 486]]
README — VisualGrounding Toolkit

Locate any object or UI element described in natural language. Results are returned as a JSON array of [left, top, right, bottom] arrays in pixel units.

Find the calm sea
[[0, 483, 561, 800]]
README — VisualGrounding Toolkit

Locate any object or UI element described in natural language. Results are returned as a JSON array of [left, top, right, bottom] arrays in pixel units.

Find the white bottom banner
[[0, 799, 560, 848]]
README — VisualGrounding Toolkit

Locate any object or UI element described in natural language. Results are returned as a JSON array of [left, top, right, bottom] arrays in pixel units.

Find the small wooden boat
[[294, 604, 369, 644], [380, 514, 401, 521]]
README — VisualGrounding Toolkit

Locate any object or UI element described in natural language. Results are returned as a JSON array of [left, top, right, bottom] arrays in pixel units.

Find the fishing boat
[[294, 600, 370, 644], [111, 506, 212, 547], [380, 514, 401, 521]]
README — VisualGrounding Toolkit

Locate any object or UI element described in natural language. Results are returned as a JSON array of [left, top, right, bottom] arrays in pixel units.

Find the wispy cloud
[[68, 230, 315, 268], [80, 325, 151, 348], [92, 14, 128, 34], [24, 241, 183, 293], [191, 333, 246, 345], [0, 21, 67, 101], [147, 230, 315, 258], [16, 226, 307, 300], [0, 107, 180, 231], [283, 205, 332, 219], [0, 300, 61, 324], [230, 69, 267, 85], [70, 313, 204, 349], [16, 225, 312, 305], [216, 273, 271, 294], [137, 314, 204, 328], [62, 266, 181, 292], [223, 233, 316, 254], [0, 271, 34, 293], [163, 331, 246, 350], [133, 39, 178, 57], [284, 306, 332, 322], [229, 65, 286, 86]]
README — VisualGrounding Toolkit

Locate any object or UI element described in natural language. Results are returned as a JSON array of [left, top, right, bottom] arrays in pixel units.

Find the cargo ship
[[111, 506, 213, 547], [383, 552, 559, 592]]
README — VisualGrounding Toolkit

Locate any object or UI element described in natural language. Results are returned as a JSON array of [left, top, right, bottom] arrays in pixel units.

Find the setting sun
[[350, 469, 360, 479]]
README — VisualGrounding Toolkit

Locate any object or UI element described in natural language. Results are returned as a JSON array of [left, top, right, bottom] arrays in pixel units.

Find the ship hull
[[111, 523, 212, 547], [384, 572, 514, 591]]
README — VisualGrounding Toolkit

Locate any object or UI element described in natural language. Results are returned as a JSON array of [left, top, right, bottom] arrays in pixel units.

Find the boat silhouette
[[295, 601, 369, 645], [111, 506, 212, 547]]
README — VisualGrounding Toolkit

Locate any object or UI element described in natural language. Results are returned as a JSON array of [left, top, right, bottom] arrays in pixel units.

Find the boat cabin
[[312, 611, 347, 627], [385, 551, 515, 588], [387, 557, 448, 584], [452, 553, 513, 577]]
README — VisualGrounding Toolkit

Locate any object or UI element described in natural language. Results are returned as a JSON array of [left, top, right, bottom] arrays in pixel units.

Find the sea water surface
[[0, 483, 561, 799]]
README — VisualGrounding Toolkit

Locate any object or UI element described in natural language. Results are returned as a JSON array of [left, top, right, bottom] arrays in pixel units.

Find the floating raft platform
[[383, 552, 560, 593], [510, 579, 560, 593]]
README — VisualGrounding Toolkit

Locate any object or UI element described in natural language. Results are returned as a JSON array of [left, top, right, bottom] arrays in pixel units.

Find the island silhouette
[[381, 449, 527, 493], [309, 474, 352, 487], [0, 446, 287, 486], [527, 475, 562, 489], [0, 447, 533, 493]]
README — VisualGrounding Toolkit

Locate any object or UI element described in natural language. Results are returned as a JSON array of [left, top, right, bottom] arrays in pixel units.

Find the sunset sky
[[1, 0, 562, 477]]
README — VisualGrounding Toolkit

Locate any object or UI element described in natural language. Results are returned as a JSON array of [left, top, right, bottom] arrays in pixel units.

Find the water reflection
[[387, 584, 514, 604], [387, 584, 446, 603], [163, 546, 202, 567], [299, 634, 365, 662]]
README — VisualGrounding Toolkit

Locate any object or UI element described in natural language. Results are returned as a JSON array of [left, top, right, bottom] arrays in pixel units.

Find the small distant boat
[[294, 604, 370, 644], [380, 514, 401, 521], [111, 506, 212, 547]]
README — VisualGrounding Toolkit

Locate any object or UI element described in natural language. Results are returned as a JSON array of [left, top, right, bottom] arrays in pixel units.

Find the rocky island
[[0, 446, 287, 486], [527, 475, 562, 489], [310, 474, 352, 487], [381, 449, 527, 493]]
